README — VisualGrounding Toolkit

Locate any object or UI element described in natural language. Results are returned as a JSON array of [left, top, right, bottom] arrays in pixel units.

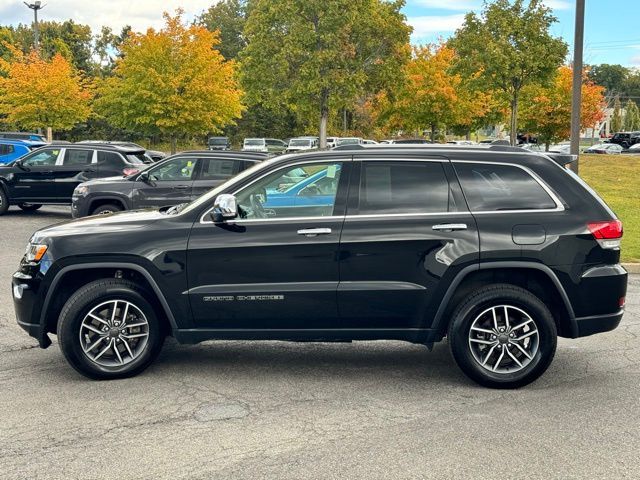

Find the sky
[[0, 0, 638, 67]]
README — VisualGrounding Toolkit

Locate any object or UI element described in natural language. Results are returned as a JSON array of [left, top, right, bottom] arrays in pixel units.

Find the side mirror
[[139, 170, 151, 182], [210, 194, 238, 223]]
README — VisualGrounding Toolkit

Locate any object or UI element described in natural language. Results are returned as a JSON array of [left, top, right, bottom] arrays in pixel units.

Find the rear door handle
[[432, 223, 468, 231], [173, 185, 190, 190], [297, 228, 332, 237]]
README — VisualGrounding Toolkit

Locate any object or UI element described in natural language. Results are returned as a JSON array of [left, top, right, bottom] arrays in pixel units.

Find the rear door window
[[63, 149, 93, 165], [454, 162, 557, 211], [199, 159, 237, 181], [355, 161, 451, 215]]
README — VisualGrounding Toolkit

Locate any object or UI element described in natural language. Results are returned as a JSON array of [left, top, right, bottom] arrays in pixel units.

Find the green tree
[[624, 99, 639, 131], [5, 20, 94, 72], [95, 11, 244, 154], [450, 0, 567, 145], [611, 97, 623, 133], [588, 64, 630, 97], [198, 0, 250, 60], [241, 0, 411, 147]]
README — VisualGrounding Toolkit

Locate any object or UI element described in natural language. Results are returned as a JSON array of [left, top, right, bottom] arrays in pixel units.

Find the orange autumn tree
[[96, 11, 244, 154], [394, 44, 488, 141], [520, 65, 606, 150], [0, 46, 92, 135]]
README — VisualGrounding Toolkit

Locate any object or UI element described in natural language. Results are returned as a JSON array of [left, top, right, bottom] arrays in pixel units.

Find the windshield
[[244, 139, 264, 146], [289, 139, 312, 147], [126, 153, 147, 164]]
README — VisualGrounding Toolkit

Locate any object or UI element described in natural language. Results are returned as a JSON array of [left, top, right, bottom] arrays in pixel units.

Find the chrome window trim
[[344, 211, 470, 220], [451, 159, 565, 213], [356, 157, 448, 163], [200, 158, 350, 224]]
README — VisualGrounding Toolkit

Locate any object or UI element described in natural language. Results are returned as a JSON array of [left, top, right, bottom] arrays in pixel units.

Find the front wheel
[[448, 284, 557, 389], [57, 279, 165, 380], [91, 203, 122, 215], [18, 203, 42, 211]]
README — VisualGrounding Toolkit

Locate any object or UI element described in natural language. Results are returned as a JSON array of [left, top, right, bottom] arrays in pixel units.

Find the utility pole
[[569, 0, 585, 174], [24, 1, 45, 52]]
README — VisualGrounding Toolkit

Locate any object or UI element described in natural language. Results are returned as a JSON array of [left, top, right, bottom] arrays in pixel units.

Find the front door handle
[[297, 228, 332, 237], [173, 185, 190, 190], [432, 223, 468, 231]]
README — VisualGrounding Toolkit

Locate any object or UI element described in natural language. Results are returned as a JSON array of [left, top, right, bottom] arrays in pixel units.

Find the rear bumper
[[573, 309, 624, 338]]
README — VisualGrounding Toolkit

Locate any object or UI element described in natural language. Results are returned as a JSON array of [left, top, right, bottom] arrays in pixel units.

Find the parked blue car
[[0, 139, 48, 164], [263, 165, 340, 215]]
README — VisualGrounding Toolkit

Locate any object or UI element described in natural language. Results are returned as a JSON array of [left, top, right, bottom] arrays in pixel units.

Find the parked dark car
[[13, 145, 626, 388], [208, 136, 231, 151], [394, 138, 432, 144], [71, 151, 268, 217], [0, 143, 148, 214], [0, 131, 48, 142], [77, 140, 166, 162], [607, 131, 640, 149]]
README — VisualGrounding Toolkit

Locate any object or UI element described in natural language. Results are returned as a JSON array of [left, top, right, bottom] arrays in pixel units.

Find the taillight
[[123, 168, 140, 176], [588, 220, 623, 249]]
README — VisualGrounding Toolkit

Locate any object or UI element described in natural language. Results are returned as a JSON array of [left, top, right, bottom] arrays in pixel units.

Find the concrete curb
[[623, 263, 640, 274]]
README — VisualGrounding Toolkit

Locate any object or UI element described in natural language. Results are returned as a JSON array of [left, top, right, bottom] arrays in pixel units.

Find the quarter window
[[0, 144, 15, 156], [235, 162, 342, 219], [356, 161, 451, 215], [97, 151, 124, 166], [454, 162, 556, 211]]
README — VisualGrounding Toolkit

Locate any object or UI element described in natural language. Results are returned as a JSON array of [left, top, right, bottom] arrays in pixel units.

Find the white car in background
[[327, 137, 339, 148], [363, 139, 378, 144], [335, 137, 363, 147], [286, 137, 319, 153]]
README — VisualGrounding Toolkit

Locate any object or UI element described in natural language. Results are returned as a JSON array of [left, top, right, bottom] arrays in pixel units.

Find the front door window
[[235, 162, 342, 219]]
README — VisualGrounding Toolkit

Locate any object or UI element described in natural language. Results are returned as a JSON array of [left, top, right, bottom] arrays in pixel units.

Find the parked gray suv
[[71, 151, 267, 217]]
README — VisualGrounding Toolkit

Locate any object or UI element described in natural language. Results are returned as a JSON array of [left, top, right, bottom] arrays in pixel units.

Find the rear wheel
[[91, 203, 122, 215], [57, 279, 165, 380], [18, 203, 42, 211], [448, 284, 557, 389], [0, 188, 9, 215]]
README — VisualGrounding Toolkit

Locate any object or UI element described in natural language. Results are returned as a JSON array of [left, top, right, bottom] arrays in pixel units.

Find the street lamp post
[[569, 0, 585, 174], [24, 1, 45, 52]]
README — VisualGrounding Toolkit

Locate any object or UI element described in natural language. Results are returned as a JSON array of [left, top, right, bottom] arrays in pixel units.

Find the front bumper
[[12, 271, 51, 348]]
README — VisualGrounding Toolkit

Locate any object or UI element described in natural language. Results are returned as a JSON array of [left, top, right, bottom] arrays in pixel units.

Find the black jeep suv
[[0, 143, 148, 215], [13, 145, 627, 388], [71, 151, 268, 217]]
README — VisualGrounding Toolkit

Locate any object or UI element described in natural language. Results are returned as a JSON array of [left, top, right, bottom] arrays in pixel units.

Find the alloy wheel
[[79, 300, 150, 368], [468, 304, 539, 374]]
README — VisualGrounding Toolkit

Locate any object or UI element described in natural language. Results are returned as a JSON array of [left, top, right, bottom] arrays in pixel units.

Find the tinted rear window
[[357, 161, 451, 215], [97, 151, 124, 166], [454, 162, 556, 211]]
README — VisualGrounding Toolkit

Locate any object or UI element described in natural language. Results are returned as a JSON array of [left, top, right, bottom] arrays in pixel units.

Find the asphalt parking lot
[[0, 206, 639, 479]]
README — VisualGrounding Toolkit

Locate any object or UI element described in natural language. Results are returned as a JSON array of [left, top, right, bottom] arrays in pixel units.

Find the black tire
[[448, 284, 557, 389], [18, 203, 42, 211], [0, 188, 9, 215], [57, 279, 165, 380], [91, 203, 122, 215]]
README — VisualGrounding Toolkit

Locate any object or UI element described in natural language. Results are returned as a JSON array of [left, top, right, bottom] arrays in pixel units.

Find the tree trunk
[[319, 90, 329, 149], [343, 108, 347, 134], [170, 135, 177, 155], [46, 127, 52, 142], [431, 123, 436, 143], [465, 129, 471, 141], [510, 93, 519, 146]]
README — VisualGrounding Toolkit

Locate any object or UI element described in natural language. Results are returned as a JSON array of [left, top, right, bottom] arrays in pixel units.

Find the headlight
[[25, 243, 48, 262], [74, 185, 89, 197]]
